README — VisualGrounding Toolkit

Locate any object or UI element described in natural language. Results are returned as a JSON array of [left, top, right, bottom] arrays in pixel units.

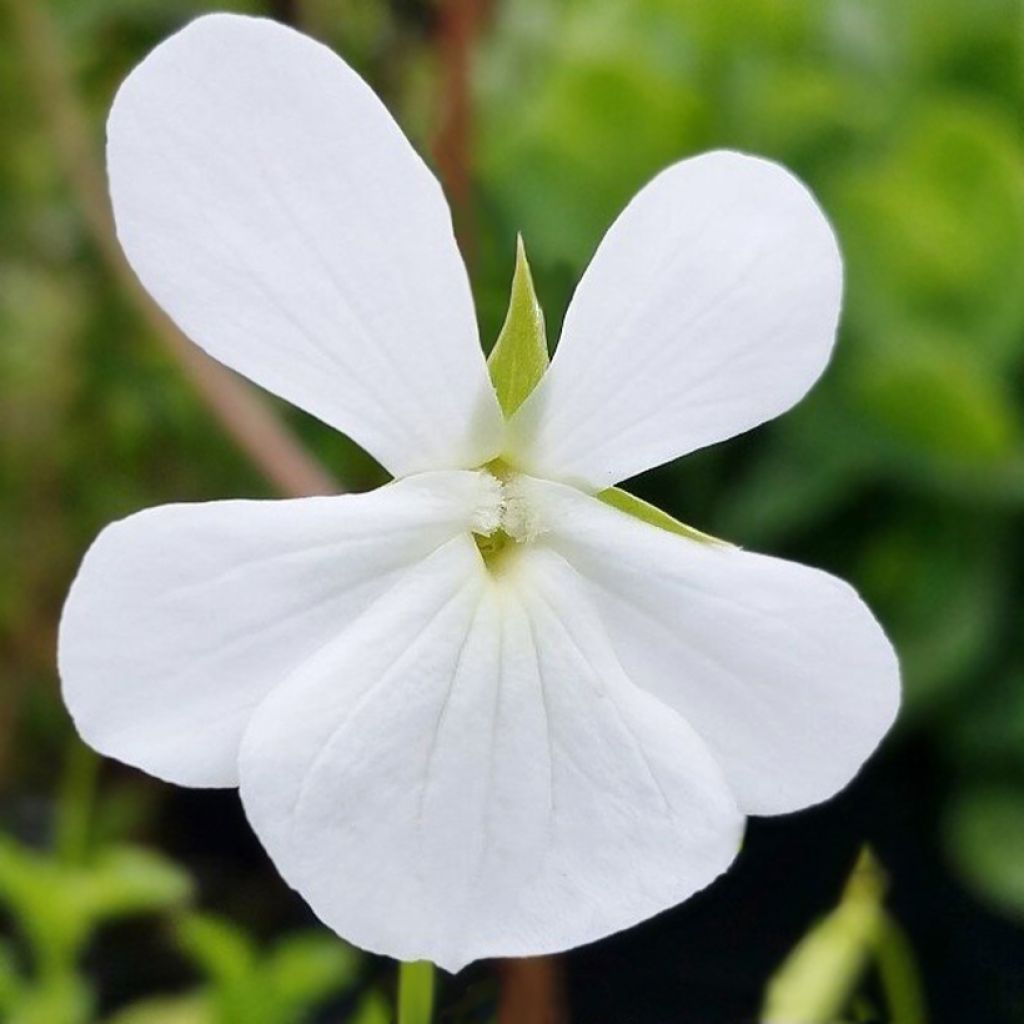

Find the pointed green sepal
[[597, 487, 729, 546], [488, 235, 549, 417]]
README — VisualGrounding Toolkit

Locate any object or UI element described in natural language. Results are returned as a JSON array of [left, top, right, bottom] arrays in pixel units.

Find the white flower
[[58, 14, 900, 971]]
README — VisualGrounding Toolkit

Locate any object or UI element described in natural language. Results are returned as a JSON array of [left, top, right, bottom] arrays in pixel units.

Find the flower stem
[[54, 740, 99, 865], [497, 957, 567, 1024], [397, 960, 435, 1024]]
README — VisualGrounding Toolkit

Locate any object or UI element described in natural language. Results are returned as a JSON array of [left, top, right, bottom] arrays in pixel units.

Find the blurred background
[[1, 0, 1023, 1021]]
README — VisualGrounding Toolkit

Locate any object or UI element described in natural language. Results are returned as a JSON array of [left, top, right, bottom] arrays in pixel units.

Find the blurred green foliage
[[105, 913, 362, 1024], [1, 0, 1023, 1020], [0, 740, 368, 1023], [762, 849, 925, 1024], [0, 834, 368, 1024], [0, 830, 191, 1024]]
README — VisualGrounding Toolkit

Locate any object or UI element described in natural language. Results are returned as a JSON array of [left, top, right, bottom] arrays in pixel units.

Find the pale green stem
[[397, 960, 435, 1024], [54, 740, 99, 865]]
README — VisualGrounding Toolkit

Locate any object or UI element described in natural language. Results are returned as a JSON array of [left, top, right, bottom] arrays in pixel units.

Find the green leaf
[[0, 837, 191, 975], [831, 101, 1024, 365], [761, 850, 886, 1024], [487, 236, 548, 417], [873, 917, 927, 1024], [597, 487, 726, 545], [949, 667, 1024, 766], [176, 914, 256, 986], [763, 850, 926, 1024], [104, 994, 213, 1024], [6, 974, 92, 1024], [397, 961, 435, 1024], [351, 992, 391, 1024], [857, 516, 1008, 713], [0, 834, 92, 969], [848, 326, 1018, 465], [174, 917, 361, 1024], [479, 5, 707, 265], [176, 915, 267, 1024], [712, 393, 870, 546], [0, 939, 23, 1011], [268, 934, 360, 1015], [946, 786, 1024, 918], [80, 846, 193, 923]]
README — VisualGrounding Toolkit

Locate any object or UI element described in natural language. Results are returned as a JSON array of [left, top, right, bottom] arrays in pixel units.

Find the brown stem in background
[[497, 956, 568, 1024], [268, 0, 301, 25], [7, 0, 338, 499], [434, 0, 484, 260], [268, 0, 315, 33]]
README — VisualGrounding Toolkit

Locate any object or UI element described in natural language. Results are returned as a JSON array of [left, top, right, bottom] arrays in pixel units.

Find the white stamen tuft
[[470, 471, 545, 543], [502, 477, 545, 543], [470, 470, 505, 536]]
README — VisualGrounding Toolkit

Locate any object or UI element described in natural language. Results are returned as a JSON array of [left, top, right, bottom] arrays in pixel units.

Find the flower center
[[471, 468, 541, 569]]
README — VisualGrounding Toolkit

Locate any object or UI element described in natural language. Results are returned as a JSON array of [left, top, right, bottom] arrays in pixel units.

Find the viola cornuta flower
[[59, 14, 900, 971]]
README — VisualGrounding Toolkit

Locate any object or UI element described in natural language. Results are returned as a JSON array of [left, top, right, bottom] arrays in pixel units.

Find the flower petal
[[58, 471, 498, 788], [508, 151, 843, 489], [107, 14, 502, 475], [239, 537, 742, 970], [519, 477, 900, 815]]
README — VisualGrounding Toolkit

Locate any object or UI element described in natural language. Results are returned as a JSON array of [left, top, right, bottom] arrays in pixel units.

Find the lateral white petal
[[239, 539, 742, 971], [520, 477, 900, 815], [108, 14, 502, 475], [509, 151, 843, 488], [58, 471, 497, 788]]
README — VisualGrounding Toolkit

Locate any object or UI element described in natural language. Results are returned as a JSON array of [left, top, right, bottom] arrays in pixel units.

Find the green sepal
[[597, 487, 728, 545], [488, 235, 549, 417]]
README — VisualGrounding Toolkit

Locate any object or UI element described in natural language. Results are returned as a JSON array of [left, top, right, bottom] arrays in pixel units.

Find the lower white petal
[[58, 471, 496, 787], [239, 538, 742, 971], [519, 477, 901, 816]]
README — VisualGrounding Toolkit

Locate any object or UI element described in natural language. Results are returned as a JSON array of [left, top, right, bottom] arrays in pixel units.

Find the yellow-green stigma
[[474, 527, 514, 567]]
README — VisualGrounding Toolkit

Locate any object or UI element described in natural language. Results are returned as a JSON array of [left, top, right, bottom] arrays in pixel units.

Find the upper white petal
[[239, 536, 742, 971], [519, 477, 900, 815], [107, 14, 503, 475], [508, 151, 843, 489], [58, 471, 497, 787]]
